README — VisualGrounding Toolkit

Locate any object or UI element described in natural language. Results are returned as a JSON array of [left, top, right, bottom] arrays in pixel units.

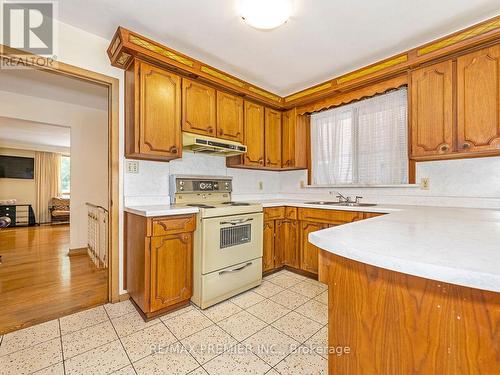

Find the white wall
[[0, 90, 108, 248], [279, 157, 500, 209], [125, 153, 500, 210], [124, 152, 282, 206], [0, 148, 37, 207]]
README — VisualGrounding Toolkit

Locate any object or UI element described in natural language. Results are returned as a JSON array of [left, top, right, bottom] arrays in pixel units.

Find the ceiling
[[0, 69, 108, 110], [0, 117, 70, 153], [58, 0, 500, 96]]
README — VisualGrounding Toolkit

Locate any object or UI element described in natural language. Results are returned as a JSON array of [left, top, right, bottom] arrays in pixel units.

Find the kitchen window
[[310, 87, 408, 185]]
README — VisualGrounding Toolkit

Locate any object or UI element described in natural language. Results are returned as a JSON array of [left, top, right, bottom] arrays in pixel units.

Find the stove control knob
[[214, 183, 218, 189], [179, 181, 184, 186], [179, 186, 184, 191]]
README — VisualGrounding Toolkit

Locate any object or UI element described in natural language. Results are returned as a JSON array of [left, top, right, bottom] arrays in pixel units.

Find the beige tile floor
[[0, 270, 328, 375]]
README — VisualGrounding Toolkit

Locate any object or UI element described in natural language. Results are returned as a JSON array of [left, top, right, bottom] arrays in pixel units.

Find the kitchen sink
[[304, 201, 339, 205], [305, 201, 377, 207]]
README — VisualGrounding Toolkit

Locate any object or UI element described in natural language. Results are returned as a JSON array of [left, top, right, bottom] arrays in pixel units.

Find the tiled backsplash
[[124, 153, 500, 209]]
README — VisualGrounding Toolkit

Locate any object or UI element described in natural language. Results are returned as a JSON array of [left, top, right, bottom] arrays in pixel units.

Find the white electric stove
[[170, 175, 263, 309]]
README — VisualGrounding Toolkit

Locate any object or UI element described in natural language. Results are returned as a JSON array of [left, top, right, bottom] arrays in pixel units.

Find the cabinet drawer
[[264, 207, 285, 221], [151, 215, 196, 236], [284, 207, 297, 220], [298, 208, 363, 225]]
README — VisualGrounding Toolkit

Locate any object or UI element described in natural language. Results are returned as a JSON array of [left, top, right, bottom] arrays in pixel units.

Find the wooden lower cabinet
[[300, 221, 328, 274], [263, 208, 301, 273], [149, 233, 193, 312], [276, 219, 300, 269], [125, 212, 196, 320], [263, 220, 276, 273], [263, 207, 386, 276]]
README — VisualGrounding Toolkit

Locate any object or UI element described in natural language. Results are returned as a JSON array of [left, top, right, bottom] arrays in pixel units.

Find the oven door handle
[[220, 218, 253, 225], [219, 262, 253, 275]]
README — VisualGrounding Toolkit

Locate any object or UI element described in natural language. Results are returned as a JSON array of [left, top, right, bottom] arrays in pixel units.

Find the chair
[[49, 197, 70, 224]]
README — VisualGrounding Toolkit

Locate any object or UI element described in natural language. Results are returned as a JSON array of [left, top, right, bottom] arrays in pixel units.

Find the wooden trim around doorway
[[0, 45, 121, 303]]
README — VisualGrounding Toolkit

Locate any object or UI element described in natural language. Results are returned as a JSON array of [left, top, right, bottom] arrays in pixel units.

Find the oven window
[[220, 224, 251, 249]]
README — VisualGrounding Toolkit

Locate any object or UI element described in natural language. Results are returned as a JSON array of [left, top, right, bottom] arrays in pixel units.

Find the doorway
[[0, 48, 119, 334]]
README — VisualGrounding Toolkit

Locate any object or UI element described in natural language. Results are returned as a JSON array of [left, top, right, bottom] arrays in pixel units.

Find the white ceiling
[[0, 69, 108, 110], [58, 0, 500, 95], [0, 117, 70, 153]]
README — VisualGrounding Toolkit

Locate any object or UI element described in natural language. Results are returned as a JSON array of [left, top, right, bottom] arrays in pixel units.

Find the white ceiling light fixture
[[238, 0, 293, 30]]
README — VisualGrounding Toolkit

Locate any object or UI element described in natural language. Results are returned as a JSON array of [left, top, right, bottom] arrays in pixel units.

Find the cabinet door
[[139, 61, 181, 159], [217, 91, 244, 142], [300, 221, 327, 274], [265, 108, 282, 168], [457, 45, 500, 152], [282, 109, 297, 168], [244, 101, 265, 167], [150, 233, 193, 312], [263, 220, 275, 272], [276, 219, 300, 269], [410, 60, 454, 157], [182, 78, 217, 136]]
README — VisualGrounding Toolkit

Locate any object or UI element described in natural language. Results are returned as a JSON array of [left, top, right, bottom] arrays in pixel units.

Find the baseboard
[[118, 293, 130, 302], [68, 247, 88, 257]]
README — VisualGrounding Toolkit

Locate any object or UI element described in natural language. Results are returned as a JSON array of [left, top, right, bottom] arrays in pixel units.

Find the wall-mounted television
[[0, 155, 35, 179]]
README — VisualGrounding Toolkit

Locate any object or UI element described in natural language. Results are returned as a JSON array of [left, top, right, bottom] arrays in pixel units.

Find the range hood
[[182, 132, 247, 157]]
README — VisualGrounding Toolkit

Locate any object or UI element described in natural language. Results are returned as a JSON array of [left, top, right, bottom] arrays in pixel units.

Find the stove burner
[[222, 202, 250, 206], [187, 204, 215, 208]]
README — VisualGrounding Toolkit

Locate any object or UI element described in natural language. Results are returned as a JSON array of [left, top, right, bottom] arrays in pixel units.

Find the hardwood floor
[[0, 224, 108, 334]]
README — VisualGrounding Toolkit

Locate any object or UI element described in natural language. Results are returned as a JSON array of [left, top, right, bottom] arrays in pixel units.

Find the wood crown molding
[[107, 15, 500, 111]]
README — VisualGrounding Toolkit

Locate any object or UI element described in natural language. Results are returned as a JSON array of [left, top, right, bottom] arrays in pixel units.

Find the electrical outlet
[[258, 181, 263, 190], [126, 160, 139, 174], [420, 178, 430, 190]]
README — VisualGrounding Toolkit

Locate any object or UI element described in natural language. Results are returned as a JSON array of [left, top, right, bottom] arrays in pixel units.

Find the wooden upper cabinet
[[282, 108, 308, 169], [265, 108, 282, 168], [410, 60, 454, 158], [182, 78, 217, 137], [126, 60, 181, 161], [243, 101, 265, 167], [217, 91, 244, 142], [457, 45, 500, 153]]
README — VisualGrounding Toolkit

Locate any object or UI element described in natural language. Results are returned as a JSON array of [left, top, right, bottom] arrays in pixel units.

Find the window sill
[[305, 184, 420, 189]]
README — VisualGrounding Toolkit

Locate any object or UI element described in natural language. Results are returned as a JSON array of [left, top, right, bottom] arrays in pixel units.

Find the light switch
[[126, 160, 139, 174], [258, 181, 263, 190]]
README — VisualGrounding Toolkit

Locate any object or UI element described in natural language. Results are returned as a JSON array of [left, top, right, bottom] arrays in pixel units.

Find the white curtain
[[311, 87, 408, 185], [35, 151, 61, 223]]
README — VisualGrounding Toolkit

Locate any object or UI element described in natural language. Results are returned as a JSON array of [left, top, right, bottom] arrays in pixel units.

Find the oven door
[[201, 212, 263, 274]]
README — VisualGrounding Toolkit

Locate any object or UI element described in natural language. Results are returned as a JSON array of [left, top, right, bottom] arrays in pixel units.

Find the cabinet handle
[[440, 144, 449, 152], [219, 262, 252, 275], [462, 142, 471, 149], [258, 158, 264, 165], [169, 145, 178, 154], [218, 128, 224, 135], [207, 126, 214, 134]]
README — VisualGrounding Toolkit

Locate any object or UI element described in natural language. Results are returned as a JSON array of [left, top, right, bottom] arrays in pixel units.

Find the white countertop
[[309, 206, 500, 293], [124, 200, 500, 293], [124, 205, 200, 217]]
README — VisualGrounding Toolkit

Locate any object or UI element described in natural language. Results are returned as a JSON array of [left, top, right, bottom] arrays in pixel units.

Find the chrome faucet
[[336, 192, 349, 203], [336, 192, 363, 205]]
